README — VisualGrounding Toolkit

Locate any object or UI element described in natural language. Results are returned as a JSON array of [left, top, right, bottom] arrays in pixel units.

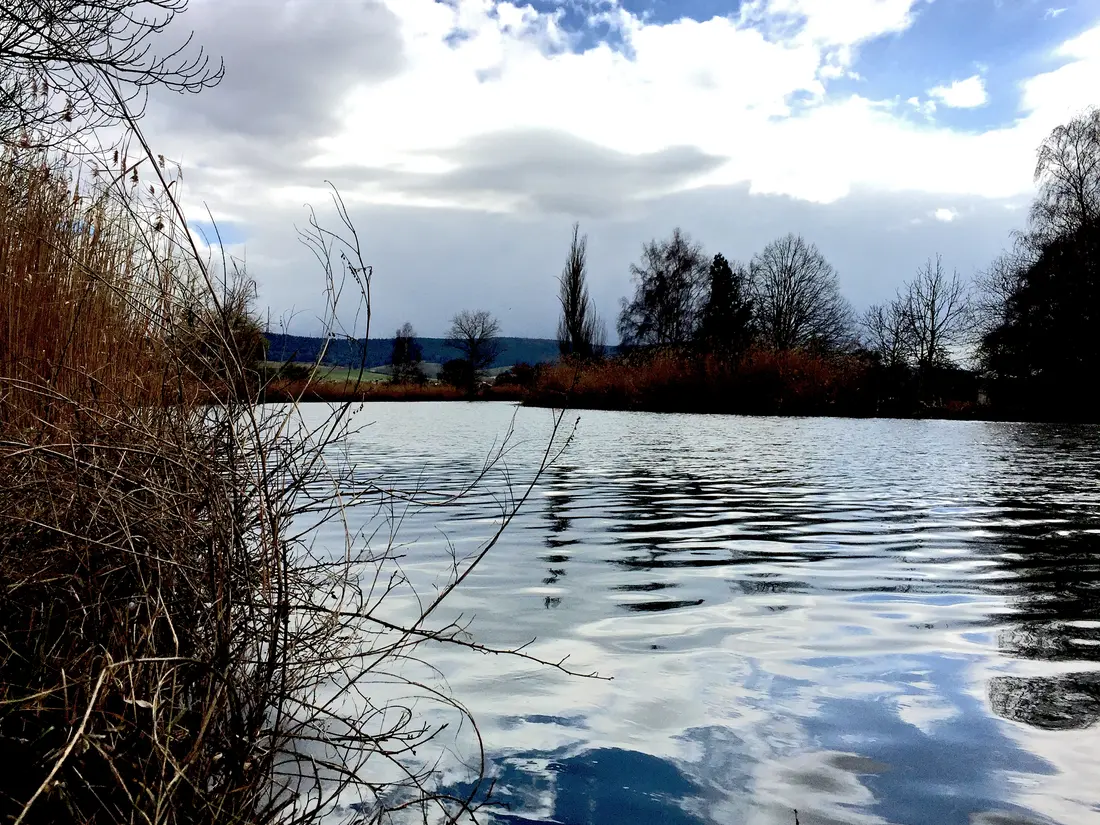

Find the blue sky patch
[[443, 0, 1099, 132], [190, 220, 247, 247]]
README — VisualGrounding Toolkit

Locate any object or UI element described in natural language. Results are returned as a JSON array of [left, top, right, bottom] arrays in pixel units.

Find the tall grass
[[0, 149, 171, 426]]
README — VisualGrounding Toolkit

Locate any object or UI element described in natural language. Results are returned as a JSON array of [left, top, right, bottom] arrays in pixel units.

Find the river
[[304, 401, 1100, 825]]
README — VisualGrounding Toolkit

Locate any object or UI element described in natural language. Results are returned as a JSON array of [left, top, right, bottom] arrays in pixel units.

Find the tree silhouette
[[390, 322, 425, 384], [617, 228, 708, 349], [557, 222, 606, 359], [446, 310, 502, 389], [695, 253, 754, 357], [748, 234, 853, 352], [979, 108, 1100, 419], [903, 255, 971, 376]]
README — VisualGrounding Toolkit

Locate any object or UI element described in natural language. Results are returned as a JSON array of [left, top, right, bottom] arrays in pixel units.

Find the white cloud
[[143, 3, 1100, 332], [934, 208, 959, 222], [1045, 7, 1067, 19], [927, 75, 989, 108], [740, 0, 926, 47], [906, 95, 937, 116], [162, 3, 1100, 217]]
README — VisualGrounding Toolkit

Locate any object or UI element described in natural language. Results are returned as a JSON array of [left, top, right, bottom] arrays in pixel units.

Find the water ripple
[[298, 403, 1100, 825]]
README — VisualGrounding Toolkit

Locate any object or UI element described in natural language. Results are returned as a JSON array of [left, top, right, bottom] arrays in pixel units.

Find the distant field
[[264, 362, 389, 383], [266, 360, 520, 386], [265, 362, 516, 384]]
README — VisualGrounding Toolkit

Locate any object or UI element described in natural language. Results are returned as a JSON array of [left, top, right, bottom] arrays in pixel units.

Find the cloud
[[139, 2, 1100, 334], [934, 208, 959, 222], [164, 0, 404, 140], [740, 0, 927, 48], [927, 75, 989, 109], [345, 128, 725, 216], [906, 96, 937, 116], [1045, 8, 1067, 19]]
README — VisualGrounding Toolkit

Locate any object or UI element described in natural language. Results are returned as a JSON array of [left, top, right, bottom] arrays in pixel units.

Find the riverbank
[[271, 349, 990, 419], [261, 378, 524, 403], [524, 350, 990, 419]]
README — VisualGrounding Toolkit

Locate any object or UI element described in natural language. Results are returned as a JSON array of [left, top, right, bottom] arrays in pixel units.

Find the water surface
[[317, 403, 1100, 825]]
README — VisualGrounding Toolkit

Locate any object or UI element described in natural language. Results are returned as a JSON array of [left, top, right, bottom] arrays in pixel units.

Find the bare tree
[[1, 0, 222, 146], [1029, 106, 1100, 244], [971, 251, 1024, 346], [749, 233, 854, 351], [861, 298, 910, 368], [446, 309, 503, 378], [903, 254, 971, 373], [557, 222, 605, 358], [617, 228, 708, 348]]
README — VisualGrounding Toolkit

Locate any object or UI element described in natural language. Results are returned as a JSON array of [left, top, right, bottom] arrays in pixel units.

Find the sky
[[144, 0, 1100, 339]]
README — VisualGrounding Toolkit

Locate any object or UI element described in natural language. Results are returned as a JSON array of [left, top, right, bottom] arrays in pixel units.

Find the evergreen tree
[[696, 254, 754, 357]]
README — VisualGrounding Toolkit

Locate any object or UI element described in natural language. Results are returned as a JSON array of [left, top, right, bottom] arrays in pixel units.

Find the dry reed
[[527, 348, 872, 415], [0, 148, 585, 825]]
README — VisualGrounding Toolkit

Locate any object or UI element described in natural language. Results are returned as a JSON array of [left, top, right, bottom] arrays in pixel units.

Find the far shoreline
[[257, 382, 1089, 424]]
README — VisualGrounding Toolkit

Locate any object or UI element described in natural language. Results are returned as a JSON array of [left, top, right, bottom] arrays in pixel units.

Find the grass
[[262, 361, 390, 383], [2, 143, 582, 822]]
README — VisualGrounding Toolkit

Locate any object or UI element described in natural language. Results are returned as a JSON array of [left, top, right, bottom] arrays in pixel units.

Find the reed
[[527, 348, 872, 415], [0, 149, 582, 824]]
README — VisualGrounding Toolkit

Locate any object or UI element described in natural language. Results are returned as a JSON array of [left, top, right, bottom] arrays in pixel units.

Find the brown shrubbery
[[0, 151, 171, 425], [526, 348, 873, 415]]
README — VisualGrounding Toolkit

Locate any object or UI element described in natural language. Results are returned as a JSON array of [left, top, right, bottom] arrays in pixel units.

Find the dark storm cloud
[[405, 129, 725, 215]]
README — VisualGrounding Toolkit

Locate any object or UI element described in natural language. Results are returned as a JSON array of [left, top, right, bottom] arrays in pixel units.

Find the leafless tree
[[447, 309, 503, 375], [1, 0, 222, 147], [748, 233, 854, 351], [557, 222, 606, 358], [971, 251, 1024, 346], [1028, 106, 1100, 245], [617, 227, 708, 348], [902, 254, 971, 372], [860, 298, 910, 368]]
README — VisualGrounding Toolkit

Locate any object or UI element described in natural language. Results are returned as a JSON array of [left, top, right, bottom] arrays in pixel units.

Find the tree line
[[549, 107, 1099, 419], [388, 106, 1097, 418]]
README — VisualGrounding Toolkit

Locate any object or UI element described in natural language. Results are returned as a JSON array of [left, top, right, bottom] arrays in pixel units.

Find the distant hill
[[265, 333, 562, 370]]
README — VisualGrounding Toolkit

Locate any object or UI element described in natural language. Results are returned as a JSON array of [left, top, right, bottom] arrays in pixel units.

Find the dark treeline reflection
[[980, 424, 1100, 731], [533, 418, 1100, 737]]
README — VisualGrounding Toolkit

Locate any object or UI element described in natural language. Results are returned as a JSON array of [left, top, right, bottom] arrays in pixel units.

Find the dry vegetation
[[0, 143, 581, 825], [527, 349, 875, 416], [262, 380, 523, 404]]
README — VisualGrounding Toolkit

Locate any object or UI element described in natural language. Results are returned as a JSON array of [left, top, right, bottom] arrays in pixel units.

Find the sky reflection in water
[[314, 404, 1100, 825]]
